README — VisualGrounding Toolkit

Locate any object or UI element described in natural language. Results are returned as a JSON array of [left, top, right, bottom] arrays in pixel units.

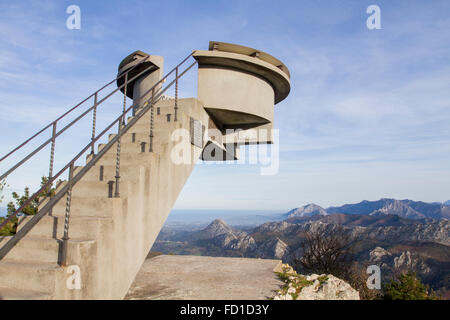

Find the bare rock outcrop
[[369, 246, 392, 263], [273, 264, 360, 300]]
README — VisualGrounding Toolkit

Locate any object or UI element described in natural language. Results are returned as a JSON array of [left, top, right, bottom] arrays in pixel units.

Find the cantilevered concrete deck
[[125, 255, 283, 300]]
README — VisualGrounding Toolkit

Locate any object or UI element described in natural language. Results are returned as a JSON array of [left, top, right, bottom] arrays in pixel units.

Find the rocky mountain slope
[[260, 217, 449, 246], [153, 219, 290, 260], [368, 244, 450, 298]]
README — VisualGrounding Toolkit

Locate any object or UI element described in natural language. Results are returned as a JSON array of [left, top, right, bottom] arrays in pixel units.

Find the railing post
[[48, 121, 57, 187], [114, 115, 123, 197], [122, 73, 128, 125], [174, 67, 179, 122], [90, 93, 98, 155], [149, 87, 155, 152], [60, 162, 74, 266]]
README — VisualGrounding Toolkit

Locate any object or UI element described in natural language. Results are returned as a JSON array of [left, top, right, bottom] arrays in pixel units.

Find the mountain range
[[286, 199, 450, 220], [153, 215, 450, 297], [152, 198, 450, 297]]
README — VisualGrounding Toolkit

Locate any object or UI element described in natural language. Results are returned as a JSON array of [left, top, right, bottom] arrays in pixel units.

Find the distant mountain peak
[[210, 218, 227, 226], [368, 200, 425, 219], [286, 204, 327, 218], [202, 219, 233, 237]]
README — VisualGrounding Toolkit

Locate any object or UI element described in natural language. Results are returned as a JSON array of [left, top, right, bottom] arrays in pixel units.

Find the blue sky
[[0, 0, 449, 211]]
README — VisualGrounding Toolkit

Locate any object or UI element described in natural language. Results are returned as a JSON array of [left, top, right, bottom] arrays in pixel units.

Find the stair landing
[[124, 255, 283, 300]]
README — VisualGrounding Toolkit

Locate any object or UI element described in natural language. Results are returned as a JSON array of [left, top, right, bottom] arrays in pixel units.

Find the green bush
[[0, 216, 18, 236], [1, 176, 56, 236], [384, 272, 439, 300]]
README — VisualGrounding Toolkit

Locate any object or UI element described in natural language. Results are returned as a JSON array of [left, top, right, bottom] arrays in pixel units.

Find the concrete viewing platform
[[125, 255, 284, 300]]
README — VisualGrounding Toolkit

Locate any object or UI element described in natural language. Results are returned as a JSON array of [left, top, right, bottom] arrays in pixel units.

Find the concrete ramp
[[125, 255, 283, 300]]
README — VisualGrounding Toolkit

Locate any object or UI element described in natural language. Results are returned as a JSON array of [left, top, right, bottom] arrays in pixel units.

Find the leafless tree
[[293, 225, 384, 299], [294, 225, 356, 279]]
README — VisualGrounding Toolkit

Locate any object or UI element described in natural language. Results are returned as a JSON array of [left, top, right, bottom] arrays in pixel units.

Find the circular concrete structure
[[117, 50, 164, 101], [193, 41, 291, 129]]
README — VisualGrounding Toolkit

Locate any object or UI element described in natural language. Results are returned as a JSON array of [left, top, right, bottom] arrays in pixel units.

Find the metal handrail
[[0, 56, 151, 165], [0, 51, 197, 263], [0, 55, 162, 180]]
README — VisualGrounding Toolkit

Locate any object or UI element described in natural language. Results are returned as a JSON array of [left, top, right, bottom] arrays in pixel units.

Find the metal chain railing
[[149, 87, 155, 152], [60, 163, 74, 265], [48, 122, 57, 192], [114, 114, 123, 198], [174, 67, 179, 121], [0, 52, 198, 264], [90, 93, 98, 155]]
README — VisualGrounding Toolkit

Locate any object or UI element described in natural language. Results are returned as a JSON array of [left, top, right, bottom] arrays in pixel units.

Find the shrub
[[1, 176, 56, 236], [384, 272, 439, 300]]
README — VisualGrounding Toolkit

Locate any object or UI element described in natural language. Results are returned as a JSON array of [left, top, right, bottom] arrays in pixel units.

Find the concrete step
[[109, 142, 143, 154], [80, 163, 138, 183], [0, 261, 61, 293], [96, 132, 150, 153], [96, 128, 173, 152], [104, 132, 173, 155], [93, 150, 156, 167], [37, 179, 69, 210], [4, 236, 61, 264], [37, 166, 82, 211], [79, 152, 159, 183], [71, 180, 112, 198], [0, 287, 52, 300], [108, 133, 117, 142], [82, 116, 180, 163], [130, 118, 180, 134], [22, 215, 113, 240], [98, 131, 149, 149], [39, 181, 116, 212], [49, 196, 120, 218], [131, 99, 176, 117]]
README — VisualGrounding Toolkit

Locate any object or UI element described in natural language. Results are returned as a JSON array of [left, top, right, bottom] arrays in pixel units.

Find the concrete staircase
[[0, 42, 291, 300], [0, 98, 209, 299]]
